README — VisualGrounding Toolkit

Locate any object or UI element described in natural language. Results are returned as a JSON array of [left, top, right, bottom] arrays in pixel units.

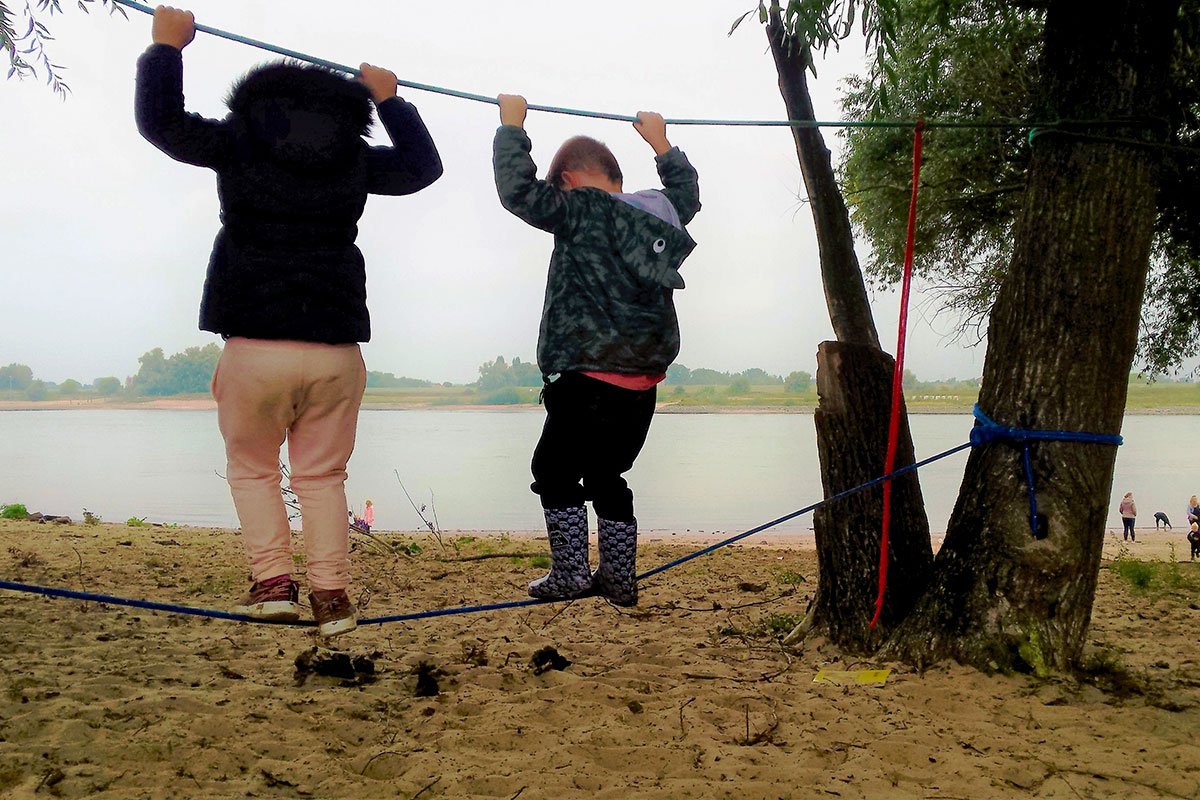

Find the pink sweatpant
[[212, 337, 366, 591]]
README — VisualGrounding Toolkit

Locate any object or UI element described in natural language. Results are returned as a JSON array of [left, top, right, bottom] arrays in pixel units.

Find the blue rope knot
[[970, 403, 1123, 534]]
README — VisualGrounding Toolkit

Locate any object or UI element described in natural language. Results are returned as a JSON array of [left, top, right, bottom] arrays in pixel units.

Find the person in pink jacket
[[1118, 492, 1137, 542]]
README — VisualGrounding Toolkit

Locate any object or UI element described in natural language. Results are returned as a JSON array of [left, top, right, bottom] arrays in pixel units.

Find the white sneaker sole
[[317, 615, 358, 638], [232, 600, 301, 621]]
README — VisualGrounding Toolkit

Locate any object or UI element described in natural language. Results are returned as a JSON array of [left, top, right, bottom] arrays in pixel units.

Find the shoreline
[[3, 397, 1200, 415]]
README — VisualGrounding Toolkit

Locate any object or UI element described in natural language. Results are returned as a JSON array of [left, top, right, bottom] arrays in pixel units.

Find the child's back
[[134, 7, 441, 637], [136, 47, 442, 343]]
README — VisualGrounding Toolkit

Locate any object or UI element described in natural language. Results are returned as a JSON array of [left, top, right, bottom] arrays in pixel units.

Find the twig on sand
[[411, 776, 442, 799], [509, 788, 526, 800], [360, 750, 405, 775], [395, 470, 451, 554], [678, 697, 696, 738]]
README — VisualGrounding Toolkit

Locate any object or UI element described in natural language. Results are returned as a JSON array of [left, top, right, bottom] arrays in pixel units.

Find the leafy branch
[[2, 0, 126, 97]]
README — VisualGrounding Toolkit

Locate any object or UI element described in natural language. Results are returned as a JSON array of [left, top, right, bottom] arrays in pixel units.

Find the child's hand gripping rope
[[151, 4, 194, 50]]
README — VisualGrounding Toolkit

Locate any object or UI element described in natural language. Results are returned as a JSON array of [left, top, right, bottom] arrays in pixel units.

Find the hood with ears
[[225, 61, 374, 167]]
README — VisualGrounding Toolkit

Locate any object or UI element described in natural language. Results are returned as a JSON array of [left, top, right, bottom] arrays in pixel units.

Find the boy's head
[[547, 136, 623, 192]]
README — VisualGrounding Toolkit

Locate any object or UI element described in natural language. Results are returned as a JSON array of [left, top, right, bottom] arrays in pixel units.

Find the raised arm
[[634, 111, 701, 225], [359, 63, 443, 195], [134, 6, 231, 168], [492, 94, 572, 234]]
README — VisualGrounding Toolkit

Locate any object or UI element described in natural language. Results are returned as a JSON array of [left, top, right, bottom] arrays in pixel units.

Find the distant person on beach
[[1187, 495, 1199, 525], [353, 500, 374, 533], [1189, 522, 1200, 560], [135, 6, 441, 636], [493, 94, 700, 606], [1119, 492, 1137, 542]]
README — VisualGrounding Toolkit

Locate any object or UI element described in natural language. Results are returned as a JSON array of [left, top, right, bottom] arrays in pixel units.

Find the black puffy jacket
[[136, 45, 442, 343]]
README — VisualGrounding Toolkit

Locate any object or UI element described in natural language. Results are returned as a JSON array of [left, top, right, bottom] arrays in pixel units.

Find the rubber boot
[[528, 507, 592, 599], [593, 517, 638, 606]]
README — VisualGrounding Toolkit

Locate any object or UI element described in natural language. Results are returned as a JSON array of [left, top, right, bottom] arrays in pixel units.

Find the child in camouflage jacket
[[493, 94, 700, 605]]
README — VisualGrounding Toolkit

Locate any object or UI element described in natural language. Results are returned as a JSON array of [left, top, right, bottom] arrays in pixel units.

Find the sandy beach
[[1, 519, 1198, 799]]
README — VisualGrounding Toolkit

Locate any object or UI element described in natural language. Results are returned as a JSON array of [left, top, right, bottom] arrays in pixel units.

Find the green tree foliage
[[840, 0, 1200, 373], [0, 363, 33, 392], [93, 376, 121, 395], [366, 371, 433, 389], [665, 364, 692, 384], [736, 0, 901, 91], [58, 378, 81, 396], [664, 363, 788, 386], [476, 356, 541, 390], [2, 0, 123, 96], [129, 344, 222, 395], [24, 379, 48, 401], [784, 370, 813, 392]]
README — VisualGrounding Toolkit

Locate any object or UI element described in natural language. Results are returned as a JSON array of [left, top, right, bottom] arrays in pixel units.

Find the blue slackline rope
[[0, 409, 1126, 626], [110, 0, 1036, 131], [970, 403, 1123, 534], [0, 439, 975, 627]]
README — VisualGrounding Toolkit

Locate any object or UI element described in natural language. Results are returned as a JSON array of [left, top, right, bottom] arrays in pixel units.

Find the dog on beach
[[1154, 511, 1172, 530]]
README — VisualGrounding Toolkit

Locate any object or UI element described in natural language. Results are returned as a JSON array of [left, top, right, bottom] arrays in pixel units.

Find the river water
[[1, 410, 1196, 536]]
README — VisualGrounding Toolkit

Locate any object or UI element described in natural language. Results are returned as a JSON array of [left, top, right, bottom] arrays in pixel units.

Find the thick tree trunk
[[767, 9, 931, 646], [883, 0, 1179, 672], [796, 342, 933, 653]]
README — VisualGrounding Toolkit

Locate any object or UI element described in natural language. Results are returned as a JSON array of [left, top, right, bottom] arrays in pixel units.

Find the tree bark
[[883, 0, 1179, 672], [797, 341, 933, 653], [766, 10, 879, 350], [767, 7, 931, 647]]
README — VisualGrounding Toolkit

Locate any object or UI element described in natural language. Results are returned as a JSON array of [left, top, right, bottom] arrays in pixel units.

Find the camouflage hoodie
[[493, 126, 700, 376]]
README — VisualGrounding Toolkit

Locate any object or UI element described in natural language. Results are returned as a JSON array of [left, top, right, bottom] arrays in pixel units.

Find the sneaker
[[232, 577, 300, 621], [309, 589, 357, 638]]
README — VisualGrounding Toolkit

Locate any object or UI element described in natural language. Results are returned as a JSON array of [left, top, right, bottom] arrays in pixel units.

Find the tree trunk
[[767, 8, 931, 647], [883, 0, 1179, 673], [795, 341, 932, 653], [766, 11, 879, 350]]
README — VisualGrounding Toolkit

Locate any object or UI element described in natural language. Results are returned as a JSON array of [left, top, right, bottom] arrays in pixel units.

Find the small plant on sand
[[753, 613, 805, 639], [1109, 546, 1155, 591], [1, 503, 27, 520], [126, 516, 147, 527], [773, 568, 806, 588], [82, 508, 101, 525], [529, 554, 551, 569]]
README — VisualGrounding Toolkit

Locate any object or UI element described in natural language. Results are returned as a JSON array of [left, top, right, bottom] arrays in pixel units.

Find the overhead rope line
[[110, 0, 1121, 133]]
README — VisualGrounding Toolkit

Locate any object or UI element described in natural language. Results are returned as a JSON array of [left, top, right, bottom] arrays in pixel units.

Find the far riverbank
[[4, 396, 1200, 414]]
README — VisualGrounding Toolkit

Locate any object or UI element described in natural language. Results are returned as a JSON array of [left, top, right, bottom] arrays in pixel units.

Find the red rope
[[870, 120, 924, 628]]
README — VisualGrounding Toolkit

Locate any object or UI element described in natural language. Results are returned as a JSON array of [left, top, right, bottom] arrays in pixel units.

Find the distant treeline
[[11, 348, 1134, 403]]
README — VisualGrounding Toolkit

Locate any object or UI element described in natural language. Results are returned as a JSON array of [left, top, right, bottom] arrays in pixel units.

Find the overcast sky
[[0, 0, 988, 385]]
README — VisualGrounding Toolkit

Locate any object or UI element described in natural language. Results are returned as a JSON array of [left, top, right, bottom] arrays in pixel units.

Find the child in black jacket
[[136, 6, 442, 636]]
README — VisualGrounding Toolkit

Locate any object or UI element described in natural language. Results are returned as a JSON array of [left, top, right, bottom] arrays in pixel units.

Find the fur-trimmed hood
[[225, 61, 373, 166]]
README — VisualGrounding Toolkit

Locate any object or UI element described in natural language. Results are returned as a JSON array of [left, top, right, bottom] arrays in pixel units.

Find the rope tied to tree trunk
[[870, 120, 924, 630], [970, 403, 1123, 535]]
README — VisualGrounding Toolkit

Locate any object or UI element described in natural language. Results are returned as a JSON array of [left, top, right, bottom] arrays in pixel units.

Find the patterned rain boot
[[528, 507, 593, 599], [593, 517, 638, 606]]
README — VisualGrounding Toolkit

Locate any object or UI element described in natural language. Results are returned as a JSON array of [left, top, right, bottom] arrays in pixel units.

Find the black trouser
[[1122, 517, 1135, 539], [531, 372, 656, 521]]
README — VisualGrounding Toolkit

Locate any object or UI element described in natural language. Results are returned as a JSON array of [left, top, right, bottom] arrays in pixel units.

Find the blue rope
[[1, 440, 974, 627], [970, 403, 1123, 534], [110, 0, 1044, 131]]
